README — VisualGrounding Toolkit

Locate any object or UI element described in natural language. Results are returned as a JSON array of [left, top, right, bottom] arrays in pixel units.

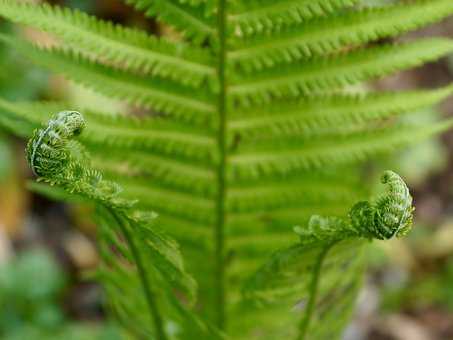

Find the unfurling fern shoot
[[26, 110, 124, 206], [0, 0, 452, 339], [350, 171, 414, 240], [295, 170, 414, 246], [26, 112, 209, 339], [28, 110, 85, 178]]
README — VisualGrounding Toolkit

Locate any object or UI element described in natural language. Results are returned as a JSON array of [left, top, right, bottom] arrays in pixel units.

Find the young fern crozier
[[26, 111, 221, 339], [244, 172, 414, 339], [0, 0, 452, 338], [351, 171, 414, 240], [295, 171, 414, 246], [26, 111, 123, 205], [26, 111, 416, 340]]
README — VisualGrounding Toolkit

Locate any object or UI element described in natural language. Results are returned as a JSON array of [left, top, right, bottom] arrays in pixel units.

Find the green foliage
[[25, 110, 221, 339], [0, 249, 65, 330], [0, 248, 120, 340], [243, 171, 413, 339], [295, 171, 413, 244], [0, 0, 452, 339], [0, 22, 48, 101]]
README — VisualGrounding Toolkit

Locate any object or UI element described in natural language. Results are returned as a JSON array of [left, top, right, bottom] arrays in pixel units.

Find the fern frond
[[230, 120, 453, 180], [243, 238, 362, 303], [0, 99, 59, 126], [1, 0, 452, 337], [230, 39, 453, 106], [178, 0, 214, 7], [26, 110, 222, 339], [96, 149, 216, 195], [91, 150, 216, 202], [226, 199, 364, 260], [0, 0, 216, 88], [156, 213, 213, 249], [243, 171, 413, 339], [228, 0, 358, 37], [0, 97, 217, 167], [226, 174, 361, 214], [0, 104, 35, 138], [118, 177, 215, 224], [96, 208, 223, 340], [226, 171, 367, 259], [0, 35, 215, 124], [227, 202, 353, 236], [82, 111, 218, 164], [229, 86, 453, 139], [230, 0, 453, 71], [227, 170, 364, 216], [0, 98, 220, 200], [82, 122, 217, 164], [238, 240, 363, 339], [124, 0, 216, 45], [229, 232, 299, 257], [295, 171, 413, 243]]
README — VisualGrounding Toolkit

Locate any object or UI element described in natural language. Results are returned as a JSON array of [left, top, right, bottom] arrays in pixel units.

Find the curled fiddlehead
[[350, 170, 414, 239], [25, 111, 208, 339], [26, 110, 127, 207], [28, 110, 84, 177], [295, 170, 414, 245]]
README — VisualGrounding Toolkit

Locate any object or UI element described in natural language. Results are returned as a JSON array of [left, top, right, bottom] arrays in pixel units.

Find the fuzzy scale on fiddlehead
[[295, 171, 414, 245], [26, 110, 129, 207]]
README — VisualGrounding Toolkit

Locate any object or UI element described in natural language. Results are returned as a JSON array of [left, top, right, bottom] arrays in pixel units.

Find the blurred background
[[0, 1, 452, 339]]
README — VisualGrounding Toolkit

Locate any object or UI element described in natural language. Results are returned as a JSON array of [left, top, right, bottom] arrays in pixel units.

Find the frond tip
[[27, 110, 84, 178], [26, 110, 126, 207], [351, 170, 414, 240], [295, 171, 414, 244]]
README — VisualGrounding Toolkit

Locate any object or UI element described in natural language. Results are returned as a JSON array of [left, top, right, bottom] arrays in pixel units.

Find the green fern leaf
[[0, 97, 217, 171], [0, 0, 216, 88], [230, 120, 453, 180], [229, 86, 453, 139], [98, 149, 216, 195], [229, 0, 357, 37], [0, 35, 216, 124], [124, 0, 216, 45], [226, 173, 363, 214], [231, 39, 453, 106], [243, 171, 413, 339], [230, 0, 453, 71], [26, 110, 222, 339], [0, 99, 218, 197], [0, 0, 452, 338]]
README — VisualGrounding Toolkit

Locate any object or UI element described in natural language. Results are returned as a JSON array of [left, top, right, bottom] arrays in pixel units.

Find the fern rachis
[[0, 0, 452, 339]]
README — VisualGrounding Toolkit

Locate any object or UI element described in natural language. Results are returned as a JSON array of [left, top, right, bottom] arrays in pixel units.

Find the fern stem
[[297, 242, 335, 340], [108, 208, 167, 340], [215, 0, 228, 330]]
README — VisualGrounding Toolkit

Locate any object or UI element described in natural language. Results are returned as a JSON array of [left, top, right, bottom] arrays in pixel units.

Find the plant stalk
[[108, 208, 167, 340], [215, 0, 228, 330]]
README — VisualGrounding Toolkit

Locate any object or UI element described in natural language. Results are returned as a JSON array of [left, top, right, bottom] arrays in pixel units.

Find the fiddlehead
[[25, 111, 210, 339], [295, 171, 414, 244], [350, 170, 414, 239], [26, 110, 128, 207]]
